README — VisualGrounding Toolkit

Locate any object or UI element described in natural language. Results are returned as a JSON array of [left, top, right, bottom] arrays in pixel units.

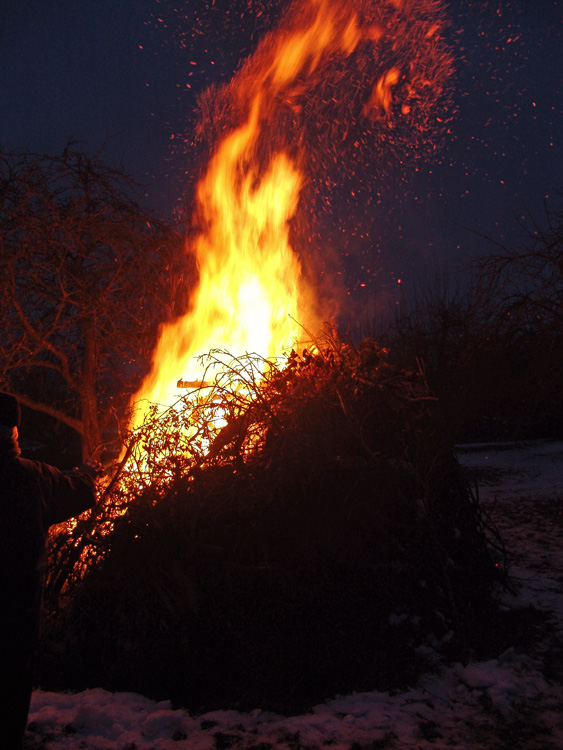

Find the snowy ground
[[26, 441, 563, 749]]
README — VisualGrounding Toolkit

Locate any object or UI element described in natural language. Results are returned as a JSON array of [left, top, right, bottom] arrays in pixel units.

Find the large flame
[[134, 109, 309, 415], [133, 0, 366, 419], [132, 0, 455, 422]]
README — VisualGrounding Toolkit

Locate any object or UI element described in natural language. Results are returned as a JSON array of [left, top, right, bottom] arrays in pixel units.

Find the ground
[[25, 441, 563, 749]]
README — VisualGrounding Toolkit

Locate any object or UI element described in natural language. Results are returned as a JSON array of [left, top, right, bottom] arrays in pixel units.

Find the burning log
[[176, 379, 209, 389]]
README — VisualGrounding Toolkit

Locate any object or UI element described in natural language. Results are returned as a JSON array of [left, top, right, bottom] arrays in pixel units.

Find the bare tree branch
[[0, 143, 194, 460]]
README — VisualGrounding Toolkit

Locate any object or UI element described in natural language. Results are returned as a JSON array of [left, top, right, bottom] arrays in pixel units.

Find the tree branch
[[8, 389, 84, 437]]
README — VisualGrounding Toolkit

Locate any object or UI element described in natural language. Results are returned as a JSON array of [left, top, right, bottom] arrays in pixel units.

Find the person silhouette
[[0, 392, 103, 749]]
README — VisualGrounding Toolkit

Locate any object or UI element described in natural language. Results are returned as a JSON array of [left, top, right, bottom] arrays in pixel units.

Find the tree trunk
[[80, 321, 102, 461]]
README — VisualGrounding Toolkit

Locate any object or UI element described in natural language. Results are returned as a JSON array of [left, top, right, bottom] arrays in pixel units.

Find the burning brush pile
[[40, 336, 504, 712], [37, 0, 503, 713]]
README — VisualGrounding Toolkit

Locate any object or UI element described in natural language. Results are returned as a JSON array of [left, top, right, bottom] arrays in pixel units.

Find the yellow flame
[[132, 0, 365, 423]]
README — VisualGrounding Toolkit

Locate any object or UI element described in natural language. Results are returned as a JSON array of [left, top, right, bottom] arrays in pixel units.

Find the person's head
[[0, 392, 20, 441]]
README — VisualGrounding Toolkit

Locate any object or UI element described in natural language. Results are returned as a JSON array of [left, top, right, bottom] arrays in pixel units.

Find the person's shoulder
[[5, 456, 68, 489], [14, 456, 58, 475], [0, 454, 39, 474], [0, 455, 49, 497]]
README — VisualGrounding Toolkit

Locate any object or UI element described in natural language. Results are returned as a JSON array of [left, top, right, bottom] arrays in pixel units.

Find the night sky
[[1, 0, 562, 318]]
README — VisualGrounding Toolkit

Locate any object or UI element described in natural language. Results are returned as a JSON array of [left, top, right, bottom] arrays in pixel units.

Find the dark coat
[[0, 447, 96, 663]]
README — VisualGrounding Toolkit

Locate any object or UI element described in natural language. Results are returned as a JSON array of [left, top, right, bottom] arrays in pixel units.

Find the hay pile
[[40, 338, 503, 712]]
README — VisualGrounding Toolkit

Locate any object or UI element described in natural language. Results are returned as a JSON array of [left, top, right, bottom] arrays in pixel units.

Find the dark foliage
[[38, 339, 503, 713], [387, 197, 563, 443]]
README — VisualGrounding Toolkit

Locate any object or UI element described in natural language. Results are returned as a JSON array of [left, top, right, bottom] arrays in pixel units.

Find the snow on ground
[[26, 441, 563, 749]]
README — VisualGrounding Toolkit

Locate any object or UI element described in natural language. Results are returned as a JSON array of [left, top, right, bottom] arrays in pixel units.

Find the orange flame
[[363, 67, 401, 119], [132, 0, 366, 420], [132, 0, 455, 424]]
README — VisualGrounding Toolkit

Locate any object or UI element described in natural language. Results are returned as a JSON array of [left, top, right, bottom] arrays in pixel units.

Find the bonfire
[[40, 0, 504, 713]]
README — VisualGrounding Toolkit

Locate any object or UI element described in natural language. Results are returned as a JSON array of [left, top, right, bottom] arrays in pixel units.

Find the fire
[[363, 67, 401, 118], [133, 118, 309, 418], [132, 0, 366, 422], [132, 0, 455, 427]]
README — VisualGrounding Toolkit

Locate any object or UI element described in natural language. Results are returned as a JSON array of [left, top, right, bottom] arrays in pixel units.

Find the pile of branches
[[40, 337, 504, 712]]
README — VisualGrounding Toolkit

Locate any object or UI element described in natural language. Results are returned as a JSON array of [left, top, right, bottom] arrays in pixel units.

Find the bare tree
[[390, 199, 563, 441], [470, 199, 563, 335], [390, 270, 478, 370], [0, 144, 192, 460]]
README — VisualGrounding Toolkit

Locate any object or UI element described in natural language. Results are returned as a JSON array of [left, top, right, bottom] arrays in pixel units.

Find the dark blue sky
[[1, 0, 561, 310]]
